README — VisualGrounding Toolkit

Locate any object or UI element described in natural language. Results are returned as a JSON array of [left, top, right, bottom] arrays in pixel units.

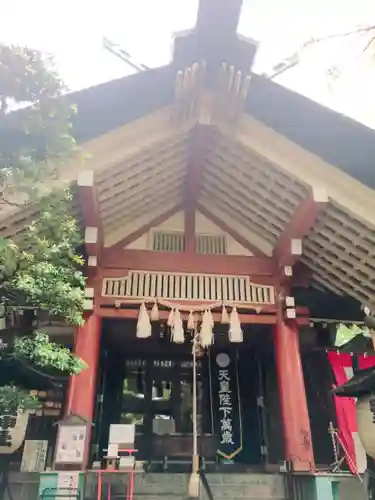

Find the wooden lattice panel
[[102, 270, 275, 305], [198, 133, 309, 246], [95, 133, 189, 235], [302, 201, 375, 305]]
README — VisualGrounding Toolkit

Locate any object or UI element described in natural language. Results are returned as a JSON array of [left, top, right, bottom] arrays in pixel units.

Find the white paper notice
[[55, 425, 86, 464], [108, 424, 135, 446], [57, 472, 79, 500]]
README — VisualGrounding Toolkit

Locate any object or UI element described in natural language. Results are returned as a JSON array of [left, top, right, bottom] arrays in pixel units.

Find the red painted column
[[273, 315, 315, 471], [66, 313, 101, 420]]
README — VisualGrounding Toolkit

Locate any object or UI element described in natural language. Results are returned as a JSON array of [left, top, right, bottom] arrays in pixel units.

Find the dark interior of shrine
[[0, 292, 353, 471], [0, 284, 359, 471], [1, 286, 358, 470], [91, 318, 338, 471]]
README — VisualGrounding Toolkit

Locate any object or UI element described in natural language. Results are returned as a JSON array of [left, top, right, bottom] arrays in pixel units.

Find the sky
[[2, 0, 375, 127]]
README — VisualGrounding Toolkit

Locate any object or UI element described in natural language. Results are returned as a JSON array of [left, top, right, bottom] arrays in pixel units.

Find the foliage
[[14, 332, 86, 374], [306, 25, 375, 81], [0, 45, 86, 415], [0, 190, 85, 325], [0, 44, 77, 204], [335, 323, 370, 347], [0, 190, 87, 412], [0, 385, 41, 414], [269, 24, 375, 84]]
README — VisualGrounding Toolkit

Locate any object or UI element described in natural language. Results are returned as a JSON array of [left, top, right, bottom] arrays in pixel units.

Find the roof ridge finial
[[195, 0, 244, 36]]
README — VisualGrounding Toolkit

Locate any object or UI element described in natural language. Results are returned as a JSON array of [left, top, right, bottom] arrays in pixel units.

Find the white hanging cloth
[[229, 307, 243, 343], [136, 302, 152, 338], [171, 308, 185, 344], [200, 310, 214, 347]]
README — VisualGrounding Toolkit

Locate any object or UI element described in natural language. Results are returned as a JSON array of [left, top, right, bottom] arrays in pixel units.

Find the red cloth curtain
[[327, 351, 358, 473], [328, 352, 375, 473], [358, 355, 375, 370]]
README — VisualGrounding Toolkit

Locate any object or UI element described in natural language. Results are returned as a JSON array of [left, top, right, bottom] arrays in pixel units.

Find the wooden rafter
[[273, 187, 328, 272], [108, 204, 182, 251], [184, 125, 212, 252], [77, 170, 102, 267], [234, 113, 375, 224], [197, 203, 267, 257]]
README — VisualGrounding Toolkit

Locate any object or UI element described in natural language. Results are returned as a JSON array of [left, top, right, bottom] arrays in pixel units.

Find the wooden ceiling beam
[[77, 170, 103, 267], [185, 126, 210, 209], [109, 204, 182, 251], [95, 306, 309, 326], [101, 248, 276, 277], [184, 125, 212, 253], [273, 187, 328, 272], [197, 203, 267, 257]]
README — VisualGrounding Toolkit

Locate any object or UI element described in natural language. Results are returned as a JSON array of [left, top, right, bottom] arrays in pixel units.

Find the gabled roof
[[247, 76, 375, 190], [2, 64, 375, 306], [68, 66, 375, 191], [2, 0, 375, 309]]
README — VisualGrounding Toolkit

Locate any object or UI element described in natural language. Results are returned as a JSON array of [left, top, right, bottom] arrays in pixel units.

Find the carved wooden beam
[[273, 187, 328, 275], [184, 125, 213, 253], [101, 248, 276, 277], [77, 170, 102, 267]]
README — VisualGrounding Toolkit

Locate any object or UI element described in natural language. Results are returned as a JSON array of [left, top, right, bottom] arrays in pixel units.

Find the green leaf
[[335, 323, 370, 347], [14, 332, 87, 374], [0, 43, 77, 202], [0, 385, 41, 414], [0, 44, 87, 408]]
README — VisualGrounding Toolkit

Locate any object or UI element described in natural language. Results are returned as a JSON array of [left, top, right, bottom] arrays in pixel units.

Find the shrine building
[[2, 1, 375, 499]]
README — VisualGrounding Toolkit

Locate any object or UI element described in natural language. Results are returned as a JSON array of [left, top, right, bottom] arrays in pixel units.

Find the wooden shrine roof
[[1, 89, 374, 305], [1, 0, 375, 308], [68, 68, 375, 190]]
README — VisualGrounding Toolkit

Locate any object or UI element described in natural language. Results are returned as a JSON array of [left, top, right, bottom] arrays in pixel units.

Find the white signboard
[[55, 425, 86, 464], [57, 472, 79, 500], [108, 424, 135, 446]]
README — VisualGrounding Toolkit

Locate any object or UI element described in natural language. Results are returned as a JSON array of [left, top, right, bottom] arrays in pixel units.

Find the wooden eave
[[1, 86, 375, 307]]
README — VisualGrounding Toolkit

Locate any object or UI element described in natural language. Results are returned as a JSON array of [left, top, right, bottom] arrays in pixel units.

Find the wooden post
[[273, 314, 315, 471], [65, 313, 101, 466]]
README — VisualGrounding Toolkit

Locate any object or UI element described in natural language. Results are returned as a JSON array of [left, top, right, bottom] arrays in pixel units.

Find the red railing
[[93, 448, 137, 500]]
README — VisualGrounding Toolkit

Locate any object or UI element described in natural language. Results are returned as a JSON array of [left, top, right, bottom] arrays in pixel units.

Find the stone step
[[134, 473, 189, 495], [134, 497, 185, 500], [205, 473, 286, 499], [131, 472, 287, 500]]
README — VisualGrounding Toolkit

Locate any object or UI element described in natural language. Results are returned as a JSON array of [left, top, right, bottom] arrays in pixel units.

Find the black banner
[[211, 351, 243, 460]]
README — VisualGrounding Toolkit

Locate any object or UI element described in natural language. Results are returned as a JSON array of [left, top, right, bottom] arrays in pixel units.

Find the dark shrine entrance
[[93, 319, 273, 471]]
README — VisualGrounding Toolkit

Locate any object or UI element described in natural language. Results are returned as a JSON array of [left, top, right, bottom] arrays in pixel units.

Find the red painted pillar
[[66, 313, 101, 420], [274, 316, 315, 471]]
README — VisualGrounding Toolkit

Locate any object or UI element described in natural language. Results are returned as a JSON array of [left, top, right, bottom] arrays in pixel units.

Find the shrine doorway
[[94, 319, 266, 470]]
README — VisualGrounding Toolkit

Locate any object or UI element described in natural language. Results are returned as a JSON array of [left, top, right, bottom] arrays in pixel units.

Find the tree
[[0, 44, 86, 415], [309, 25, 375, 81], [267, 24, 375, 82], [0, 44, 77, 204], [0, 192, 87, 415]]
